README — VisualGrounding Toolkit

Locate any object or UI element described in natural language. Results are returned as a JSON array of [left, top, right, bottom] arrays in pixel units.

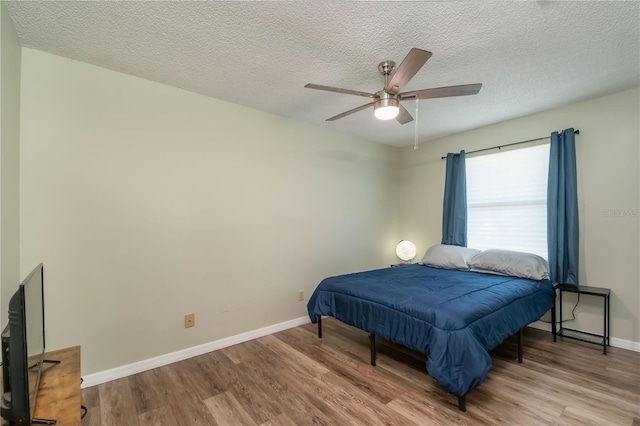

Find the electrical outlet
[[184, 313, 195, 328], [298, 290, 304, 301]]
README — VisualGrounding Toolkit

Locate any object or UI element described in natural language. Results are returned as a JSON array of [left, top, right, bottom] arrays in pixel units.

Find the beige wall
[[400, 87, 640, 343], [19, 49, 400, 375], [0, 2, 22, 328]]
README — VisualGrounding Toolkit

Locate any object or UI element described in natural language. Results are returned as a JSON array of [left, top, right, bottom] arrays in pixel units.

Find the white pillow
[[468, 249, 549, 280], [420, 244, 481, 271]]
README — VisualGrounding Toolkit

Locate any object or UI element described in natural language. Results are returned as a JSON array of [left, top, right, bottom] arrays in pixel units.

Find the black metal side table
[[553, 284, 611, 354]]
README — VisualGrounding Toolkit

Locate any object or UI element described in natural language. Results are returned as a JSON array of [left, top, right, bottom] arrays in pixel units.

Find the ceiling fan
[[305, 48, 482, 124]]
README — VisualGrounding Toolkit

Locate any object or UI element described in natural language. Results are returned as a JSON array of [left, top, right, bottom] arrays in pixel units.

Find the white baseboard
[[528, 321, 640, 352], [81, 316, 311, 388], [82, 316, 638, 389], [609, 336, 640, 352], [528, 321, 553, 333]]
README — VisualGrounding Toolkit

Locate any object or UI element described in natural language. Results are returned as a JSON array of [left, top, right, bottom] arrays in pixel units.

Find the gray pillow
[[468, 249, 549, 280], [420, 244, 481, 271]]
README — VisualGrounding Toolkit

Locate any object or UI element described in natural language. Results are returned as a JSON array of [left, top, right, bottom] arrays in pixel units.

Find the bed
[[306, 251, 554, 411]]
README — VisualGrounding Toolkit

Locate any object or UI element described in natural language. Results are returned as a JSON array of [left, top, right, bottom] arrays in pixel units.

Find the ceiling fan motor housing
[[374, 90, 400, 120]]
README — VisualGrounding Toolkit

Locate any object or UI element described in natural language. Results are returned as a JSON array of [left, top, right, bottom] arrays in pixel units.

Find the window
[[466, 144, 549, 258]]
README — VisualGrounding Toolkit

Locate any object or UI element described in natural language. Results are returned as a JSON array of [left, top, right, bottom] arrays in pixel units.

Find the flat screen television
[[1, 263, 55, 425]]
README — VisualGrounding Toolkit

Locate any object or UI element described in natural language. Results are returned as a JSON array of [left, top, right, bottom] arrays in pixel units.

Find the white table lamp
[[396, 240, 417, 263]]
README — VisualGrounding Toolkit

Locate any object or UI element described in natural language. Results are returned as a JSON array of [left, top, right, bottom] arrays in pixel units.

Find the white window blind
[[466, 144, 550, 258]]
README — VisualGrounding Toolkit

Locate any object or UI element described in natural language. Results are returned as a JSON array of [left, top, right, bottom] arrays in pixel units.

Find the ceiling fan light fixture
[[374, 95, 400, 120]]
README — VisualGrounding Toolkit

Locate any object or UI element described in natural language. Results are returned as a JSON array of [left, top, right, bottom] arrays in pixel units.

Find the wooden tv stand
[[32, 346, 81, 426]]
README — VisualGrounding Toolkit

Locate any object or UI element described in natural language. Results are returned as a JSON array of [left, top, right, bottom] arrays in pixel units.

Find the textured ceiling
[[5, 1, 640, 147]]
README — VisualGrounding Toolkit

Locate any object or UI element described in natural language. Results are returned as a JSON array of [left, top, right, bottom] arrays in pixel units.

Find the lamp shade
[[373, 97, 399, 120], [374, 105, 399, 120], [396, 240, 417, 262]]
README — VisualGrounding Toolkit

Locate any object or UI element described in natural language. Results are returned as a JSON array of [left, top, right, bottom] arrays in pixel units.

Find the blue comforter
[[307, 264, 554, 396]]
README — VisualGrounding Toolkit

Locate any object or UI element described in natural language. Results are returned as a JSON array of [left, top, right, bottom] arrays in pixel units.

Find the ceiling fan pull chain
[[414, 98, 419, 150]]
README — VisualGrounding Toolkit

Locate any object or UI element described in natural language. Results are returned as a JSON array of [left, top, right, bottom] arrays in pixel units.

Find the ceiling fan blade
[[400, 83, 483, 100], [396, 104, 414, 125], [305, 83, 375, 98], [385, 48, 433, 95], [326, 102, 374, 121]]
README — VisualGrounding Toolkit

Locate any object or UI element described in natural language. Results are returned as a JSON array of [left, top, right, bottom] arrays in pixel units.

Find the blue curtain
[[547, 128, 579, 284], [442, 151, 467, 247]]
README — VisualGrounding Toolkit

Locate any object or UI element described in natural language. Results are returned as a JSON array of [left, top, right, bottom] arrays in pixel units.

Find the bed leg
[[517, 328, 523, 364], [317, 316, 322, 339], [369, 333, 376, 366], [458, 395, 466, 412]]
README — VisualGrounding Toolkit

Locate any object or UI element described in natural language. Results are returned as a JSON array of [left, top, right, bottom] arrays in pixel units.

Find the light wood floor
[[82, 318, 640, 425]]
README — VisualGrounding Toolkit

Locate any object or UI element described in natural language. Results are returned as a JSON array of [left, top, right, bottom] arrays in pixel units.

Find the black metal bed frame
[[315, 315, 524, 412]]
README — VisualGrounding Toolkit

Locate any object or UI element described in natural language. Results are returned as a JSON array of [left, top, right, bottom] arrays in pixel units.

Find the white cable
[[414, 98, 419, 150]]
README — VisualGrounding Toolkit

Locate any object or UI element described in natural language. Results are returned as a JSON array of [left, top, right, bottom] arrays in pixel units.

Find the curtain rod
[[440, 129, 580, 160]]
